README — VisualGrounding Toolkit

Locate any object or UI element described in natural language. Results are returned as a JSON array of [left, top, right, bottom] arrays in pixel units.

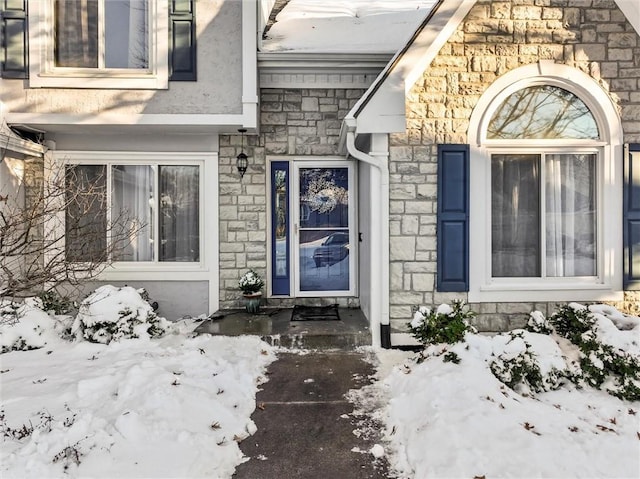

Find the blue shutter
[[437, 144, 470, 292], [1, 0, 28, 79], [169, 0, 196, 81], [624, 143, 640, 290]]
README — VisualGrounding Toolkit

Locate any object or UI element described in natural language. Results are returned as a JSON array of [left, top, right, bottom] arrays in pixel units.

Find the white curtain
[[492, 153, 596, 278], [545, 154, 596, 277], [491, 155, 540, 277], [55, 0, 98, 67], [112, 165, 153, 261], [159, 166, 199, 262]]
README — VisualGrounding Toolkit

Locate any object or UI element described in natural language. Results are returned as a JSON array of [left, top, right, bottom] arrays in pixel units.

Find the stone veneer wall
[[218, 88, 365, 309], [389, 0, 640, 332]]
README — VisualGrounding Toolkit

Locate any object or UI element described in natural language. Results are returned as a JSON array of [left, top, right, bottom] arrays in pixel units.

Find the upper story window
[[54, 0, 148, 70], [28, 0, 168, 89]]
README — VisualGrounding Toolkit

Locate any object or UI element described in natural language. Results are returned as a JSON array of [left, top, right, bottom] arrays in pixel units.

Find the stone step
[[194, 307, 372, 350]]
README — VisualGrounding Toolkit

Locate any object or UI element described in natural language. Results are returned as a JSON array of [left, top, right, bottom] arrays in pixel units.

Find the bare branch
[[1, 160, 144, 298]]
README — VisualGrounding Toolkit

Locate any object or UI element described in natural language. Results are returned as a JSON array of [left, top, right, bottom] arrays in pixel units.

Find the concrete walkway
[[233, 351, 389, 479]]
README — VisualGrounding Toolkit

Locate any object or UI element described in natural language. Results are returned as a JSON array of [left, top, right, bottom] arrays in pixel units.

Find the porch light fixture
[[236, 128, 248, 178]]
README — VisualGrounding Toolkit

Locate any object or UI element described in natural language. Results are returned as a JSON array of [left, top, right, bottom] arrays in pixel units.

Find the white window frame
[[28, 1, 168, 89], [468, 62, 624, 303], [54, 151, 210, 276]]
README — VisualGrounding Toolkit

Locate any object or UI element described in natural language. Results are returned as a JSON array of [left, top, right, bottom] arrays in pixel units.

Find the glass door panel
[[297, 166, 352, 294]]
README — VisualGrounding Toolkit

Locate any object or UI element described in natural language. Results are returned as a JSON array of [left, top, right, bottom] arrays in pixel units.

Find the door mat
[[291, 304, 341, 321]]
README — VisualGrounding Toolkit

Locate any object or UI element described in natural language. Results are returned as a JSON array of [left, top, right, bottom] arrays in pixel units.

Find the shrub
[[543, 304, 640, 402], [488, 331, 571, 395], [0, 298, 66, 353], [409, 301, 476, 346], [548, 304, 594, 344], [37, 291, 74, 315], [72, 286, 169, 344]]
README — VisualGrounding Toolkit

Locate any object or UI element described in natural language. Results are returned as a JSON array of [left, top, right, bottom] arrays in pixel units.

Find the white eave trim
[[615, 0, 640, 34], [258, 52, 392, 73], [258, 52, 391, 88], [5, 113, 259, 135]]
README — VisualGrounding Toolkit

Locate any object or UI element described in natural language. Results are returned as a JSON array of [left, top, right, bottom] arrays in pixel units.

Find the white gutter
[[242, 0, 259, 130], [343, 118, 390, 348]]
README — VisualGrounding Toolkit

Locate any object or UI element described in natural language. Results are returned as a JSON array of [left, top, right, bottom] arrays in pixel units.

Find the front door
[[270, 160, 356, 297]]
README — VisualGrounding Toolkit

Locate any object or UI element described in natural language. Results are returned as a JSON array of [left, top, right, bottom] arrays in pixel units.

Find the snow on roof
[[260, 0, 438, 53]]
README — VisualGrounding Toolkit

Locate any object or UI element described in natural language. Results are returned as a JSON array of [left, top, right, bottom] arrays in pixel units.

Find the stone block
[[608, 33, 637, 48], [563, 8, 581, 28], [219, 206, 238, 220], [611, 78, 637, 91], [403, 262, 435, 273], [574, 44, 606, 61], [497, 303, 535, 314], [416, 236, 436, 252], [390, 263, 404, 290], [542, 7, 562, 20], [390, 306, 413, 321], [390, 237, 416, 261], [310, 145, 338, 155], [248, 231, 266, 242], [301, 97, 319, 112], [405, 201, 433, 214], [262, 112, 287, 125], [391, 291, 425, 305], [390, 183, 416, 200], [390, 201, 405, 214], [402, 215, 420, 235], [412, 273, 433, 291], [433, 292, 468, 306], [609, 48, 633, 61], [220, 242, 244, 253]]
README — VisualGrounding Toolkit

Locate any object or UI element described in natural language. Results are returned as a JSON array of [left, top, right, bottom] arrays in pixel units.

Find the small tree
[[1, 154, 141, 299]]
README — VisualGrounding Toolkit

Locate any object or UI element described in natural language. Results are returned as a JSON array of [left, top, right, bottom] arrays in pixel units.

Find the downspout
[[343, 118, 391, 349]]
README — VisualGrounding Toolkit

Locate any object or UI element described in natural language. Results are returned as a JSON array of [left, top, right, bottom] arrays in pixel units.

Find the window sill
[[469, 284, 624, 303], [29, 72, 168, 90], [98, 265, 210, 282]]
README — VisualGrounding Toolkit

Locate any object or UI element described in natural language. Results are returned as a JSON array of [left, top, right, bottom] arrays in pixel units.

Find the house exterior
[[1, 0, 639, 347]]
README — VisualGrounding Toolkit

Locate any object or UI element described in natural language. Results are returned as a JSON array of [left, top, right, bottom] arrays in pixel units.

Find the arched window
[[468, 63, 623, 302], [487, 86, 599, 140]]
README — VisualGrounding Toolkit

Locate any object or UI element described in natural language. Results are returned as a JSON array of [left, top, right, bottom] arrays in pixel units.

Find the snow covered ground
[[2, 290, 639, 478], [1, 291, 276, 478], [354, 306, 640, 479]]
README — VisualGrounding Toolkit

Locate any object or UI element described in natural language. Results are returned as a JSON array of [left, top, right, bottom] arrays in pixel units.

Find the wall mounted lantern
[[236, 128, 248, 178]]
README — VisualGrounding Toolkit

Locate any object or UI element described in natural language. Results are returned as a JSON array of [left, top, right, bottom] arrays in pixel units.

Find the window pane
[[300, 230, 350, 292], [65, 165, 107, 261], [159, 166, 199, 262], [274, 168, 288, 278], [492, 154, 541, 277], [105, 0, 149, 68], [546, 154, 597, 277], [299, 168, 349, 229], [55, 0, 98, 67], [112, 165, 154, 261], [488, 86, 599, 140]]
